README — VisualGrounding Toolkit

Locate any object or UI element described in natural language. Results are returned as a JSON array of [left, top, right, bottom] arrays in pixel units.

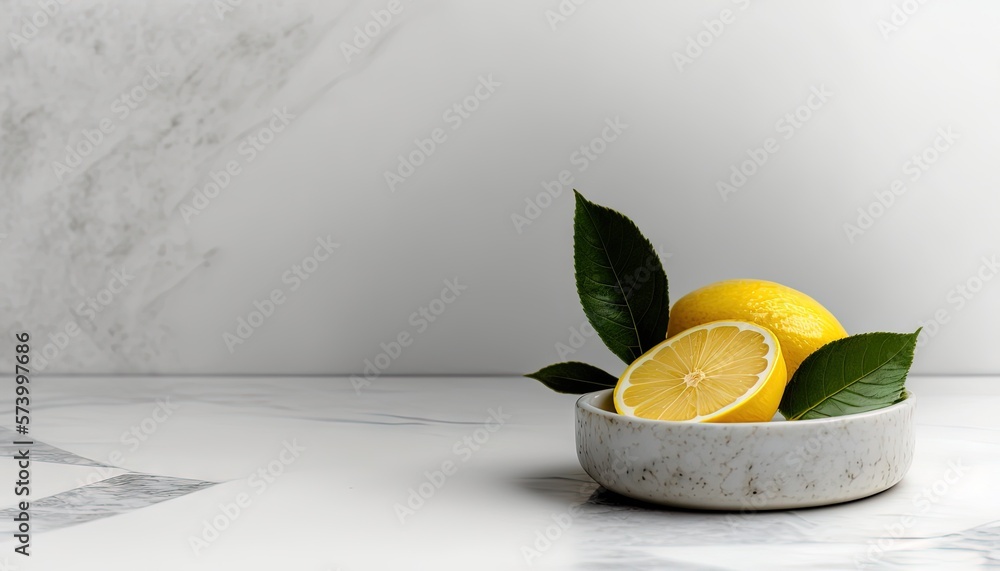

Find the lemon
[[614, 321, 787, 423], [667, 279, 847, 380]]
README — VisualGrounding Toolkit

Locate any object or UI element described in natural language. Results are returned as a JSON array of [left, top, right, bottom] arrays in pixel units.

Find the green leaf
[[779, 330, 920, 420], [525, 362, 618, 394], [573, 191, 669, 364]]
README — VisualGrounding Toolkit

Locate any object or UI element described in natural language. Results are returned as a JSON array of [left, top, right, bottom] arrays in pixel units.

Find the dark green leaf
[[525, 362, 618, 394], [779, 330, 920, 420], [573, 190, 669, 364]]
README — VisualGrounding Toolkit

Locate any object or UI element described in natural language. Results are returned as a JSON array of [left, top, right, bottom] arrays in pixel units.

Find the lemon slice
[[614, 320, 787, 423]]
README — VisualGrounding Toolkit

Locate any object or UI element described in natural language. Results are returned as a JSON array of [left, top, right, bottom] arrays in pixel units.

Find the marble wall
[[2, 0, 998, 375]]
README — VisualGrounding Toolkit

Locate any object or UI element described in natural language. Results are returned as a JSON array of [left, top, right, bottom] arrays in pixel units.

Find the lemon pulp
[[614, 321, 787, 423]]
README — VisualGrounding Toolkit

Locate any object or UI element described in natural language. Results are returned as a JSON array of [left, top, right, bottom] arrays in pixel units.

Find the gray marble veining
[[0, 1, 365, 373]]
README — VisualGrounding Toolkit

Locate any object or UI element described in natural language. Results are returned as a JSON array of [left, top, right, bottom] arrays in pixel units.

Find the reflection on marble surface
[[0, 473, 215, 535], [0, 424, 216, 539], [537, 427, 1000, 570], [0, 426, 109, 467], [440, 378, 1000, 570], [0, 375, 996, 570], [573, 490, 1000, 569]]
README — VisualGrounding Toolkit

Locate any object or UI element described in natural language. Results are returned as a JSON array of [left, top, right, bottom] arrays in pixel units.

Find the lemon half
[[614, 321, 787, 423]]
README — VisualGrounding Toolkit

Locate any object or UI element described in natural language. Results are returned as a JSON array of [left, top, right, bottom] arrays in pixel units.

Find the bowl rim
[[577, 389, 914, 427]]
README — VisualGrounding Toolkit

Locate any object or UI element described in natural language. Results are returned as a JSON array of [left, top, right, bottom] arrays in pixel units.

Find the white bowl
[[576, 390, 915, 510]]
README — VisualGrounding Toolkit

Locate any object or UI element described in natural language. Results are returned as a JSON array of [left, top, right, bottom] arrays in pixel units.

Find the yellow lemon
[[614, 321, 787, 423], [667, 279, 847, 380]]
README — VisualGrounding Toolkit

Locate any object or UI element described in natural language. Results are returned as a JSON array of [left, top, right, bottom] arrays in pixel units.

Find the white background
[[5, 0, 999, 375]]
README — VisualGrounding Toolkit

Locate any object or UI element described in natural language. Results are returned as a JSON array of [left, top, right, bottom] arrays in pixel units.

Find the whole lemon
[[667, 279, 847, 381]]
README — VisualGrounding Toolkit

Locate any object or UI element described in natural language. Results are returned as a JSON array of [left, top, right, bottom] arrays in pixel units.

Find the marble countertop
[[0, 375, 998, 570]]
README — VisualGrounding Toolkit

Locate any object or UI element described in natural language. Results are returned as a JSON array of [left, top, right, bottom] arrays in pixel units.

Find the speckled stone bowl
[[576, 390, 915, 510]]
